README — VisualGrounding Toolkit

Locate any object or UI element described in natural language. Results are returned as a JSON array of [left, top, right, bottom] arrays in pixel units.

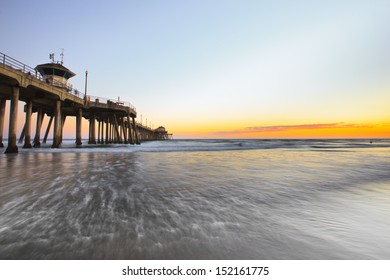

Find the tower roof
[[35, 63, 76, 79]]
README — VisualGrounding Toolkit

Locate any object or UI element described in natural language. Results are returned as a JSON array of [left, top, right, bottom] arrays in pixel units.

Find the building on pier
[[35, 62, 76, 92], [154, 126, 173, 140]]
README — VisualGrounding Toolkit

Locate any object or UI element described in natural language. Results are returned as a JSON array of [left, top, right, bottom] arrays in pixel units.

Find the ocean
[[0, 139, 389, 259]]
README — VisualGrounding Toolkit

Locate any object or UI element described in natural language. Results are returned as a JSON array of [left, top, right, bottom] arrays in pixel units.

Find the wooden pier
[[0, 52, 172, 153]]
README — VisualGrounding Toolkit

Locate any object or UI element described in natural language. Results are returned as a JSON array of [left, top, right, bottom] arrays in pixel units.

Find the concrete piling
[[23, 99, 33, 148], [0, 98, 5, 148], [105, 116, 109, 144], [33, 108, 44, 147], [43, 116, 53, 144], [76, 107, 82, 146], [5, 87, 19, 153], [52, 100, 62, 148]]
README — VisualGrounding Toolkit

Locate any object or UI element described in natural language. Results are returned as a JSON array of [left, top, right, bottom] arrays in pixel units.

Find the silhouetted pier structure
[[0, 52, 172, 153], [137, 124, 173, 141]]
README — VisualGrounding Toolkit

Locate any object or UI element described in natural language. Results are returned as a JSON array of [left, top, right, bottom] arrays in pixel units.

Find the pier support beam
[[119, 120, 123, 143], [33, 108, 43, 147], [111, 124, 115, 143], [76, 108, 82, 146], [108, 119, 112, 143], [52, 100, 62, 148], [88, 112, 96, 144], [5, 87, 19, 153], [18, 124, 25, 144], [43, 116, 53, 144], [97, 120, 101, 144], [132, 117, 140, 145], [127, 115, 134, 144], [113, 114, 121, 143], [0, 98, 6, 148], [23, 100, 33, 148], [105, 116, 109, 144], [100, 120, 104, 144], [60, 114, 66, 145], [111, 123, 114, 143], [121, 118, 128, 144]]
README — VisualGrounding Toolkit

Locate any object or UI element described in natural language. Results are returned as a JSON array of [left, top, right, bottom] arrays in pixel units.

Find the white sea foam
[[0, 139, 390, 259], [4, 138, 390, 154]]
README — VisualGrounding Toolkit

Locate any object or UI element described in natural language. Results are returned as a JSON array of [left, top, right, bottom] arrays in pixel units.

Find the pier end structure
[[136, 125, 173, 141]]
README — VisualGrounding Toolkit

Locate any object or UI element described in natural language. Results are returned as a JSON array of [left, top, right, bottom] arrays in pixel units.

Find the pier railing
[[1, 52, 136, 113], [88, 95, 136, 112], [1, 52, 81, 97], [135, 121, 156, 131], [1, 51, 43, 79]]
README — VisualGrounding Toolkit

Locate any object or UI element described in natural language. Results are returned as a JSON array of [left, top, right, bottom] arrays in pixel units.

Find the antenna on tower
[[49, 53, 55, 63], [60, 48, 64, 65]]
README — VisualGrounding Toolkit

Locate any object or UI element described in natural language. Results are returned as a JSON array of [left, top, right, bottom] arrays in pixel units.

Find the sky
[[1, 0, 390, 138]]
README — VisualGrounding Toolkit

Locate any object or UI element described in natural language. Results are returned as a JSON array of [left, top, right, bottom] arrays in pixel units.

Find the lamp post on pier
[[84, 70, 88, 98]]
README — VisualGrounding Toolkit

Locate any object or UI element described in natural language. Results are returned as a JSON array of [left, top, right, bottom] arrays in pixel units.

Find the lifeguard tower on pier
[[35, 52, 75, 91]]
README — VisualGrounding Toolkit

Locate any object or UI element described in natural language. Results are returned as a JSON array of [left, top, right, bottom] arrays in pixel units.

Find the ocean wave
[[3, 139, 390, 155]]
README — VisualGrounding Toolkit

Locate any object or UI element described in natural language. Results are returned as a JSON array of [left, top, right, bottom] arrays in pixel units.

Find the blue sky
[[1, 0, 390, 137]]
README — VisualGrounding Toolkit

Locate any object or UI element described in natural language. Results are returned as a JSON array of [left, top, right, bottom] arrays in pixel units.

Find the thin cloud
[[215, 123, 373, 135]]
